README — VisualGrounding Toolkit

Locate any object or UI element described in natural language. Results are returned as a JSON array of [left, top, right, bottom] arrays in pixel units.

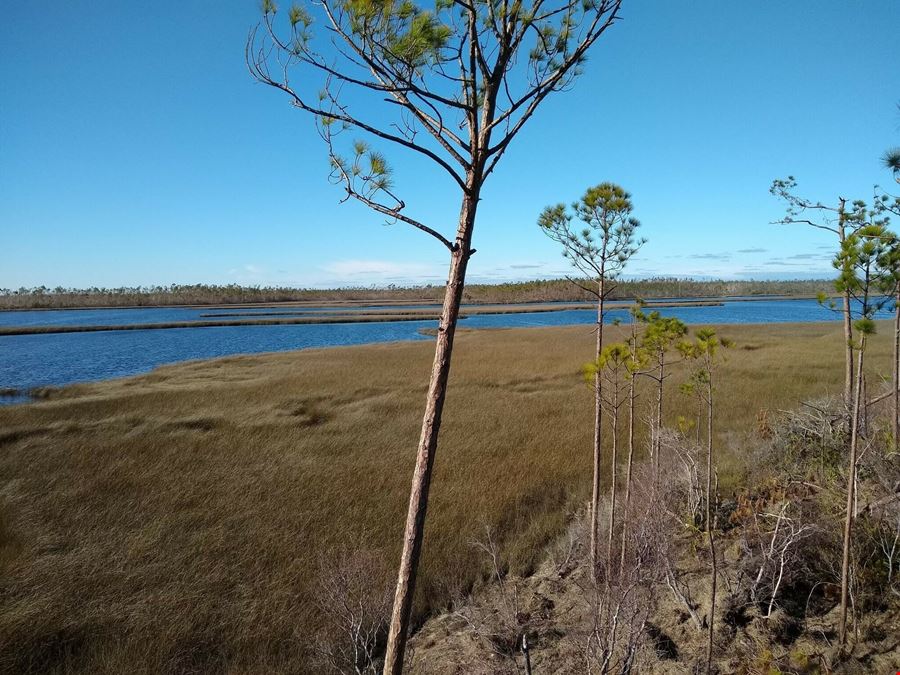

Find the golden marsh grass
[[0, 322, 892, 672]]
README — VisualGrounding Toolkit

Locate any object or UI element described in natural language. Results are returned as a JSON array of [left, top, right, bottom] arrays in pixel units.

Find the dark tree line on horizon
[[0, 278, 833, 310]]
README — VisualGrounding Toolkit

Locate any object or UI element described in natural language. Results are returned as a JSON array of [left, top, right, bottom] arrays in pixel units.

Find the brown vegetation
[[196, 301, 723, 319], [409, 409, 900, 673], [0, 322, 892, 673], [0, 279, 827, 310]]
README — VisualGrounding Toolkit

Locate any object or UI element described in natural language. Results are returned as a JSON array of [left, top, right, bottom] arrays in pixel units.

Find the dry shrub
[[450, 526, 534, 674], [717, 396, 900, 652], [649, 429, 708, 634], [549, 510, 588, 578], [767, 397, 849, 484], [657, 428, 703, 528], [311, 547, 394, 675], [729, 498, 817, 624], [575, 462, 681, 674]]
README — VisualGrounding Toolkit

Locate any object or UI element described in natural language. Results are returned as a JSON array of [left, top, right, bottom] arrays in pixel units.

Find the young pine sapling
[[679, 328, 732, 674], [640, 311, 688, 473], [771, 178, 868, 406], [539, 183, 645, 572], [585, 341, 630, 575], [834, 222, 897, 649]]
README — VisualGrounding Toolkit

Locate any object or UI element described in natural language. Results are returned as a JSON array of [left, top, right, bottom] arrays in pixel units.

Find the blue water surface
[[0, 296, 789, 327], [0, 298, 893, 399]]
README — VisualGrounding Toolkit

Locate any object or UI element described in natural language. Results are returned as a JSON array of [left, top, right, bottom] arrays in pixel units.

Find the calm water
[[0, 296, 789, 327], [0, 304, 436, 327], [0, 298, 893, 400]]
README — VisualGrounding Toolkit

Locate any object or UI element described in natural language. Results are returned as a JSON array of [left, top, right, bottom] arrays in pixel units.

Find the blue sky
[[1, 2, 898, 289]]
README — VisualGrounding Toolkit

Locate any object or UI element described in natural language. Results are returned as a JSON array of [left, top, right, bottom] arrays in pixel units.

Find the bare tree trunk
[[837, 200, 854, 407], [619, 372, 636, 576], [655, 357, 664, 474], [696, 393, 702, 446], [382, 191, 477, 675], [862, 374, 868, 439], [894, 290, 899, 455], [705, 373, 717, 675], [607, 370, 620, 570], [839, 339, 866, 650], [590, 278, 605, 574], [841, 292, 854, 406], [841, 289, 854, 407]]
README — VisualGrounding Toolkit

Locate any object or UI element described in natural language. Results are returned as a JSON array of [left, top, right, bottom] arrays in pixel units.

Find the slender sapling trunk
[[590, 277, 605, 573], [838, 336, 866, 650], [619, 369, 636, 576], [705, 367, 717, 675], [607, 364, 620, 569], [837, 201, 855, 407], [894, 290, 899, 454], [696, 392, 702, 446], [655, 356, 664, 474]]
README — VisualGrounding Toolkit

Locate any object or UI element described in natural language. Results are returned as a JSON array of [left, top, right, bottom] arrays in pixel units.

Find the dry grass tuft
[[0, 322, 891, 673]]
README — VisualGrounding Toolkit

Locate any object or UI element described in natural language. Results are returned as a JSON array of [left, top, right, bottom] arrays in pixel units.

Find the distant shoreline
[[0, 294, 834, 314], [0, 278, 832, 311]]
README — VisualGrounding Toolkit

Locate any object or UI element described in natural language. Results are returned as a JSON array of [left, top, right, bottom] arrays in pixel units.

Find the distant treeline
[[465, 278, 828, 304], [0, 278, 829, 310]]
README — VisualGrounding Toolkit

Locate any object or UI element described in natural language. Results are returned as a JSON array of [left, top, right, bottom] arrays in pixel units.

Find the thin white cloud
[[321, 259, 443, 281], [784, 253, 829, 260], [686, 252, 732, 261], [227, 263, 268, 282]]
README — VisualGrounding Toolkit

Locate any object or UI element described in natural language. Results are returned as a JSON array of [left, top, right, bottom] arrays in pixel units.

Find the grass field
[[0, 322, 892, 673]]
